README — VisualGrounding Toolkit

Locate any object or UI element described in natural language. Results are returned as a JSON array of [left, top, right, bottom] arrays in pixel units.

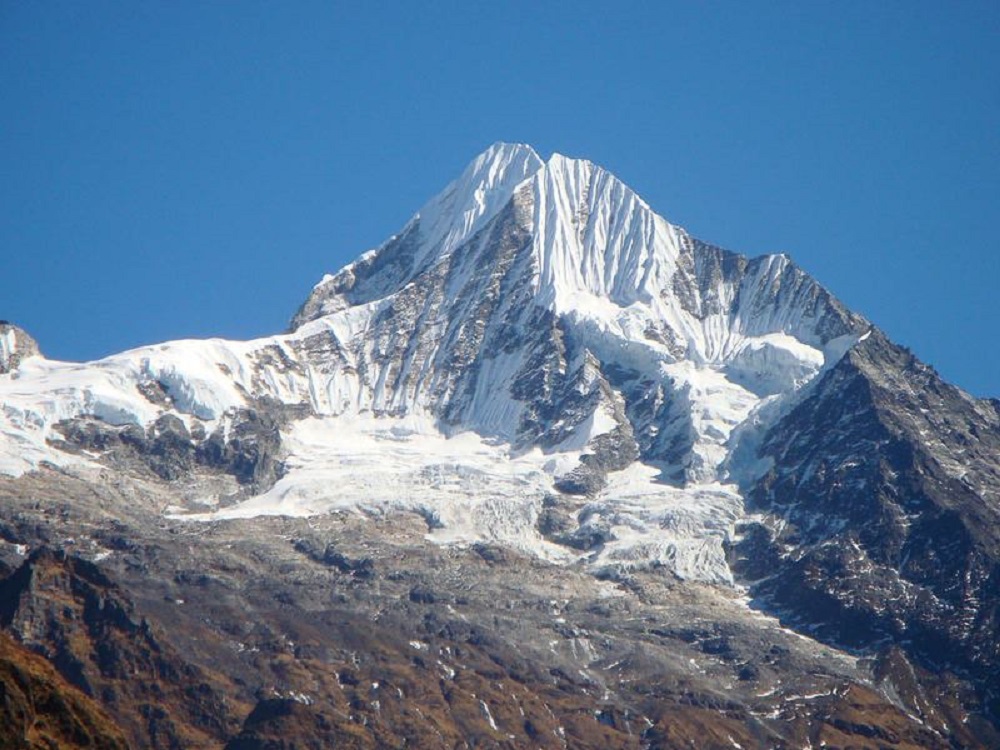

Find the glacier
[[0, 142, 870, 584]]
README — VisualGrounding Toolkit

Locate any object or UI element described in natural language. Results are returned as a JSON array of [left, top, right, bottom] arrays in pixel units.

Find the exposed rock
[[0, 321, 41, 374], [52, 397, 301, 494], [292, 539, 374, 579], [740, 329, 1000, 739]]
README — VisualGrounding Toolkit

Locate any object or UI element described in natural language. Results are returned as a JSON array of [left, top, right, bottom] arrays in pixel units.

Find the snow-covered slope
[[0, 143, 870, 584]]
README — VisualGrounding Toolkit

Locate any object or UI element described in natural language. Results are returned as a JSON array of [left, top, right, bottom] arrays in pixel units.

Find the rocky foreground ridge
[[0, 144, 998, 747]]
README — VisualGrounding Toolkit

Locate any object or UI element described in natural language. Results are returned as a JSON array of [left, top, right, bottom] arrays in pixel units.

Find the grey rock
[[0, 321, 41, 374]]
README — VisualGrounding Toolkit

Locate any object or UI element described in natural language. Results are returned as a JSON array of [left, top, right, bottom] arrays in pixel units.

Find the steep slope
[[734, 329, 1000, 741], [0, 548, 247, 749], [0, 631, 130, 750]]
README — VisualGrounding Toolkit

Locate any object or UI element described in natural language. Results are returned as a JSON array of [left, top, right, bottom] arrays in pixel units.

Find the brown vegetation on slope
[[0, 631, 130, 750]]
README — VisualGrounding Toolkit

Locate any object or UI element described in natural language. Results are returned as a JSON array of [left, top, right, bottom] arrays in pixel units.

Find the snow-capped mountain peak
[[292, 142, 543, 323], [4, 144, 999, 748], [413, 141, 543, 267], [0, 144, 870, 583]]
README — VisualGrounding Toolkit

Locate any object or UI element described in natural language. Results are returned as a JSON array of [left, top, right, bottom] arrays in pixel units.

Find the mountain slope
[[734, 329, 1000, 738], [0, 548, 247, 748], [0, 631, 130, 750]]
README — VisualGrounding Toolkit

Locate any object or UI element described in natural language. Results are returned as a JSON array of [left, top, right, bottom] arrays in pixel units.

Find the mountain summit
[[0, 143, 870, 582], [2, 144, 999, 746]]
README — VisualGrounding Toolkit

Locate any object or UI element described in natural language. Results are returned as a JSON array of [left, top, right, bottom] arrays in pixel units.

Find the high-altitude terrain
[[0, 144, 998, 749]]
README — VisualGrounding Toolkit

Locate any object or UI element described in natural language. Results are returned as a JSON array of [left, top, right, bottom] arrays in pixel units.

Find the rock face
[[0, 143, 999, 746], [0, 321, 40, 374]]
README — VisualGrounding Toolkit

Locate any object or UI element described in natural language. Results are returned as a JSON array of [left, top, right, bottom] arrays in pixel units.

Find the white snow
[[0, 336, 280, 476], [588, 463, 744, 584], [414, 142, 543, 273], [479, 699, 499, 732], [179, 413, 580, 561]]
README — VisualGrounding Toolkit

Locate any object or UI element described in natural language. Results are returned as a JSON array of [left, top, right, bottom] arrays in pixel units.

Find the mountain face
[[1, 143, 998, 747], [0, 144, 868, 583]]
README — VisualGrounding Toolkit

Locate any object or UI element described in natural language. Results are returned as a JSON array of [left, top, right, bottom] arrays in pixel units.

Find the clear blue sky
[[2, 2, 998, 396]]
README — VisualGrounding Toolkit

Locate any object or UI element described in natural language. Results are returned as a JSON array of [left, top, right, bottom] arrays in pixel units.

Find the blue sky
[[2, 2, 998, 396]]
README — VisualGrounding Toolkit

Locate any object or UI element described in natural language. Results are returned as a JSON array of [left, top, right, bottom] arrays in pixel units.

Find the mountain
[[0, 143, 998, 747], [0, 143, 867, 581]]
